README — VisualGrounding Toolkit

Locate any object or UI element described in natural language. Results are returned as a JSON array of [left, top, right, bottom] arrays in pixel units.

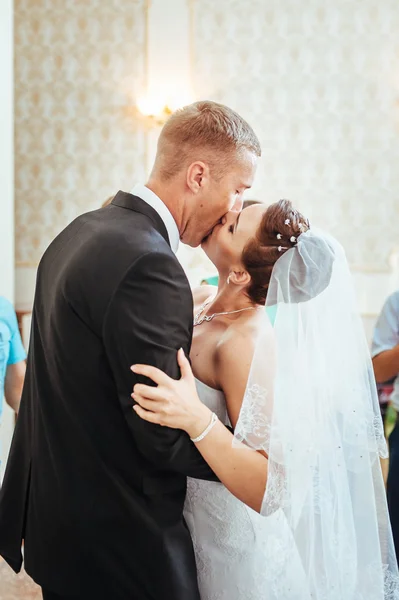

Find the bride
[[132, 200, 399, 599]]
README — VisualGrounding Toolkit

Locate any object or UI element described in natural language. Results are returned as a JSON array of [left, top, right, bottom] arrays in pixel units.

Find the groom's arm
[[103, 250, 217, 481]]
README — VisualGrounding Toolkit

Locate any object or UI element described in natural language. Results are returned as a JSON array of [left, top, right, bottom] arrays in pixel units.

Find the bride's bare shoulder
[[214, 326, 257, 426], [215, 312, 264, 386], [192, 285, 216, 305], [216, 325, 256, 368]]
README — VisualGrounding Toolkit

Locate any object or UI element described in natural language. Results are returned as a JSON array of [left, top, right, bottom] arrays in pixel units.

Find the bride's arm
[[131, 347, 268, 513], [189, 417, 267, 513]]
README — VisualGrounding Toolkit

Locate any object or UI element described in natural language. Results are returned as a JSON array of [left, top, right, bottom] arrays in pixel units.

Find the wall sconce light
[[135, 90, 194, 128], [136, 96, 173, 127]]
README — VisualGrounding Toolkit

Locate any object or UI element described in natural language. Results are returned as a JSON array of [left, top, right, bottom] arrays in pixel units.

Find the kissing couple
[[0, 101, 397, 600]]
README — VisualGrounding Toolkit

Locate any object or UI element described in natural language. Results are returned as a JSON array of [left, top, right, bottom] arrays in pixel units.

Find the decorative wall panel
[[190, 0, 399, 271], [15, 0, 147, 265]]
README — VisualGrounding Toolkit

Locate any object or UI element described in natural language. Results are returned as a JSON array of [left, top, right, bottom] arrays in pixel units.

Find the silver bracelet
[[190, 412, 219, 443]]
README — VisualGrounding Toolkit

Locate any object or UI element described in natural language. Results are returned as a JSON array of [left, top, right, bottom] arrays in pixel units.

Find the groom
[[0, 101, 260, 599]]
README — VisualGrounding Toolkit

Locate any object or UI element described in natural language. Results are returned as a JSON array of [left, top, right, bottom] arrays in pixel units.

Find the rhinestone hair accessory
[[276, 214, 309, 253]]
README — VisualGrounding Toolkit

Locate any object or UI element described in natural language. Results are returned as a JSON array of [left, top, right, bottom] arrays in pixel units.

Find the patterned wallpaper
[[15, 0, 147, 265], [190, 0, 399, 272], [14, 1, 399, 275]]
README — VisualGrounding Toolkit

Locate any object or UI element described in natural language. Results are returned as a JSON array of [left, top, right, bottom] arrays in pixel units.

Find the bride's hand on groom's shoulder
[[131, 349, 212, 439]]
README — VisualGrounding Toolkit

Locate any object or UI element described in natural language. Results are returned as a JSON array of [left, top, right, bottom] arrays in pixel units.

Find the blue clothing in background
[[0, 297, 26, 418]]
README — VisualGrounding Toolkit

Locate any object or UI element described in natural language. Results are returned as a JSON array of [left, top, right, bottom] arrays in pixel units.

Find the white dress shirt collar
[[131, 184, 180, 253]]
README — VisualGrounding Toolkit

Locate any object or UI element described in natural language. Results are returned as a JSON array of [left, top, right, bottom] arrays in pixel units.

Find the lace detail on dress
[[234, 384, 270, 450], [382, 564, 399, 600], [185, 381, 279, 600], [261, 461, 287, 516], [187, 378, 399, 599], [371, 414, 389, 459], [185, 477, 292, 600], [185, 380, 306, 600]]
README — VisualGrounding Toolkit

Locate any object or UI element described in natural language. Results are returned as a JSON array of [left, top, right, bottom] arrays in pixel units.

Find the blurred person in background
[[101, 195, 114, 208], [372, 289, 399, 561], [0, 296, 26, 420], [241, 199, 261, 209]]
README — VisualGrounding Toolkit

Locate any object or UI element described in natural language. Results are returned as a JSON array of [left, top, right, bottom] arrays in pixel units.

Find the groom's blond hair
[[152, 101, 261, 181]]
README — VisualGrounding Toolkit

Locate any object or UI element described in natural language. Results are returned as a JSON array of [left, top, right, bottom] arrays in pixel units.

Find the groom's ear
[[229, 270, 251, 286], [187, 161, 209, 193]]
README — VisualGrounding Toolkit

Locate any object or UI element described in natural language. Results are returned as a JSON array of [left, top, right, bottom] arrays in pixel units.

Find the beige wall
[[14, 0, 147, 269], [13, 0, 399, 325], [0, 0, 14, 299], [178, 0, 399, 326], [190, 0, 399, 274]]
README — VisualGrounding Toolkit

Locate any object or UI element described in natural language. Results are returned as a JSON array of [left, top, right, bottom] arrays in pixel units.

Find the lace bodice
[[183, 379, 307, 600]]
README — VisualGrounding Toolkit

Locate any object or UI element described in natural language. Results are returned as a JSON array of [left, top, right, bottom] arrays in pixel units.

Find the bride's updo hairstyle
[[242, 200, 310, 305]]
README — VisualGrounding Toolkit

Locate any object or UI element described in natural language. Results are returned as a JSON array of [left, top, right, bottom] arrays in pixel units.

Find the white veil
[[235, 228, 399, 599]]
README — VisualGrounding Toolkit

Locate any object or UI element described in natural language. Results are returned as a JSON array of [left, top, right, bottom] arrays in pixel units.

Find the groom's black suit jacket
[[0, 192, 215, 599]]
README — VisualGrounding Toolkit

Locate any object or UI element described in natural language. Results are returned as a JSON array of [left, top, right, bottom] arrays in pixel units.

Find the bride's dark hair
[[242, 200, 310, 305]]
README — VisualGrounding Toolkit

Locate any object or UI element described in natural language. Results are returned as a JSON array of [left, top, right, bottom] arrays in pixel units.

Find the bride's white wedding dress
[[183, 379, 309, 600]]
